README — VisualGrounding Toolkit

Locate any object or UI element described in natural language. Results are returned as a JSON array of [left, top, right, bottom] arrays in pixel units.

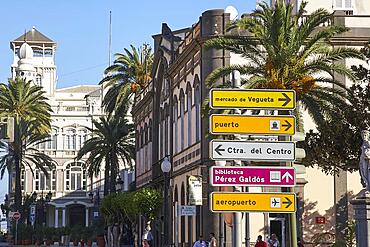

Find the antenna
[[225, 6, 239, 21], [108, 11, 112, 66]]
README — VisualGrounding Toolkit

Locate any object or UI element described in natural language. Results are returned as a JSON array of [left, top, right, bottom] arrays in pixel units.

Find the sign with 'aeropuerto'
[[210, 192, 296, 213], [210, 114, 295, 135], [210, 140, 295, 161], [210, 166, 295, 187], [210, 89, 296, 110]]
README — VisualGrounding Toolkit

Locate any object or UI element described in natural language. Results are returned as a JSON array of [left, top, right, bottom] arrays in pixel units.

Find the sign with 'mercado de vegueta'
[[210, 114, 295, 135], [210, 89, 296, 110]]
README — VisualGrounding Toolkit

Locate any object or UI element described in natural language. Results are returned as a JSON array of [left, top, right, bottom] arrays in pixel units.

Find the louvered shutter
[[335, 0, 343, 8], [344, 0, 352, 8]]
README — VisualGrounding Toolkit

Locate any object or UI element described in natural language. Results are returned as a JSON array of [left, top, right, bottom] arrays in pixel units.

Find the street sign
[[178, 205, 196, 216], [210, 166, 295, 187], [12, 212, 21, 221], [29, 204, 36, 226], [210, 114, 295, 135], [210, 140, 295, 161], [210, 192, 296, 213], [210, 89, 296, 110]]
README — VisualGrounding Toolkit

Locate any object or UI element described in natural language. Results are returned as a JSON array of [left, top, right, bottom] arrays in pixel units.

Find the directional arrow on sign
[[278, 93, 292, 107], [282, 171, 293, 183], [282, 120, 292, 131], [215, 144, 225, 156], [283, 197, 293, 208]]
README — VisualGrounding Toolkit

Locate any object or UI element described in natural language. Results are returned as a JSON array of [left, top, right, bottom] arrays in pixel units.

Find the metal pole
[[164, 172, 169, 246], [289, 135, 298, 247], [232, 70, 243, 247], [15, 219, 18, 245], [175, 201, 179, 247]]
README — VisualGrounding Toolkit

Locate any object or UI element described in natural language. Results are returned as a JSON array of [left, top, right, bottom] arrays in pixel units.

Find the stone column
[[85, 207, 89, 227], [350, 191, 370, 247], [55, 208, 59, 228], [62, 208, 66, 227]]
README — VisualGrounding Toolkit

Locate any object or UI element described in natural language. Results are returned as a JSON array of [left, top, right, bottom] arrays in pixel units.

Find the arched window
[[173, 96, 178, 153], [64, 129, 76, 150], [34, 168, 56, 191], [144, 123, 148, 145], [149, 119, 152, 142], [77, 129, 88, 149], [194, 84, 201, 142], [140, 127, 144, 148], [165, 104, 170, 155], [35, 74, 42, 86], [47, 128, 58, 150], [65, 162, 87, 191], [186, 84, 192, 146], [179, 90, 185, 151]]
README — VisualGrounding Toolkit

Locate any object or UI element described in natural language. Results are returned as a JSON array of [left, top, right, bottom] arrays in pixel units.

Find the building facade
[[133, 1, 370, 246], [8, 28, 134, 228]]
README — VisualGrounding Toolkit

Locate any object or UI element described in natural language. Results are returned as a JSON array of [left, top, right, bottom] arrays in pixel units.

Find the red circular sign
[[12, 212, 21, 220]]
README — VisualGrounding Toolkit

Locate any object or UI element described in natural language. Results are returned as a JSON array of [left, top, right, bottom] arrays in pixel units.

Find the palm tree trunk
[[110, 152, 117, 193], [104, 157, 110, 196], [14, 123, 22, 212]]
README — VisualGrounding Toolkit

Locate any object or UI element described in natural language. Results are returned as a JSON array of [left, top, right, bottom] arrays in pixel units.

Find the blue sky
[[0, 0, 254, 206], [0, 0, 254, 88]]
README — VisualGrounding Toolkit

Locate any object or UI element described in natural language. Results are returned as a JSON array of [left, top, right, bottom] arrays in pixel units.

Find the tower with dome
[[6, 27, 134, 228]]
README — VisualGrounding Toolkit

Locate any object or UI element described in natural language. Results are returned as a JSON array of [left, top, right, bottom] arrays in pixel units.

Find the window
[[64, 129, 76, 150], [33, 48, 43, 57], [194, 85, 201, 142], [180, 91, 185, 151], [65, 162, 87, 191], [44, 49, 53, 57], [187, 87, 192, 146], [34, 168, 56, 191], [173, 98, 178, 153], [35, 74, 42, 86], [334, 0, 353, 9], [77, 129, 88, 149], [21, 170, 25, 191], [46, 129, 58, 150]]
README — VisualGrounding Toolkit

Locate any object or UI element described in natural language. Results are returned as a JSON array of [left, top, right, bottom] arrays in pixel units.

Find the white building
[[8, 27, 134, 228]]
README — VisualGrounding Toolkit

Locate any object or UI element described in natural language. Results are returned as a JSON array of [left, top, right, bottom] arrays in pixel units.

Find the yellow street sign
[[210, 89, 296, 109], [210, 114, 295, 135], [210, 192, 296, 213]]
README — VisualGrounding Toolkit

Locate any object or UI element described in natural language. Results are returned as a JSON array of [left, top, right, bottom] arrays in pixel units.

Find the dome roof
[[18, 42, 33, 59]]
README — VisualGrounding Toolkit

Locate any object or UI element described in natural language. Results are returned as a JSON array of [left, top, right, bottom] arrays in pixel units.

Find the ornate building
[[133, 2, 370, 246], [8, 27, 134, 227]]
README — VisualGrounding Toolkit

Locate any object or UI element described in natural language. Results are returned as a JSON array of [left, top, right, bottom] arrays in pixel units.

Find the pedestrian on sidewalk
[[193, 235, 207, 247], [255, 235, 267, 247], [209, 232, 217, 247], [268, 234, 280, 247]]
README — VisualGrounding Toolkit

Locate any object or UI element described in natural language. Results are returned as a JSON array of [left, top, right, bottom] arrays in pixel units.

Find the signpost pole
[[289, 135, 298, 247], [232, 71, 243, 247], [15, 219, 18, 245]]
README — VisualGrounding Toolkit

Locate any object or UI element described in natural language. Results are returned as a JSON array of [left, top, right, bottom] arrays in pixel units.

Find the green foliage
[[135, 188, 163, 221], [0, 77, 53, 210], [301, 41, 370, 173], [205, 0, 363, 130], [100, 44, 154, 116], [76, 115, 135, 195], [101, 188, 162, 225]]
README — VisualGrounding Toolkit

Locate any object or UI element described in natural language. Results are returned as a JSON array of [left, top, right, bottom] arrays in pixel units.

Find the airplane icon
[[270, 197, 281, 208]]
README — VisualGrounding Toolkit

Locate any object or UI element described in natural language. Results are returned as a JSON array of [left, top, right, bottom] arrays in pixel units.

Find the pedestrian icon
[[270, 120, 280, 130], [270, 197, 281, 208]]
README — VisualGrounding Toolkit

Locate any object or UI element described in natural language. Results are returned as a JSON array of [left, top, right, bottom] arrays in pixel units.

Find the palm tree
[[0, 77, 52, 211], [100, 44, 154, 116], [205, 0, 364, 127], [76, 116, 135, 196]]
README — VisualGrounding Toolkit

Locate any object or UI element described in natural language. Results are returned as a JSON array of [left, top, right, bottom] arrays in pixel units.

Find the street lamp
[[115, 175, 124, 192], [161, 156, 171, 247]]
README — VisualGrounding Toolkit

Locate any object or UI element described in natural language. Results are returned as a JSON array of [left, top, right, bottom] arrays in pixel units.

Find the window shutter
[[335, 0, 343, 8], [345, 0, 352, 8]]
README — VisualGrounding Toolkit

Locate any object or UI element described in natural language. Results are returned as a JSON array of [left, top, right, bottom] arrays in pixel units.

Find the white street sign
[[178, 205, 196, 216], [210, 140, 295, 161]]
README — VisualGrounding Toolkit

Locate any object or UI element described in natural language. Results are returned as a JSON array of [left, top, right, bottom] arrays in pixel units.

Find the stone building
[[8, 27, 135, 228], [133, 1, 370, 246]]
